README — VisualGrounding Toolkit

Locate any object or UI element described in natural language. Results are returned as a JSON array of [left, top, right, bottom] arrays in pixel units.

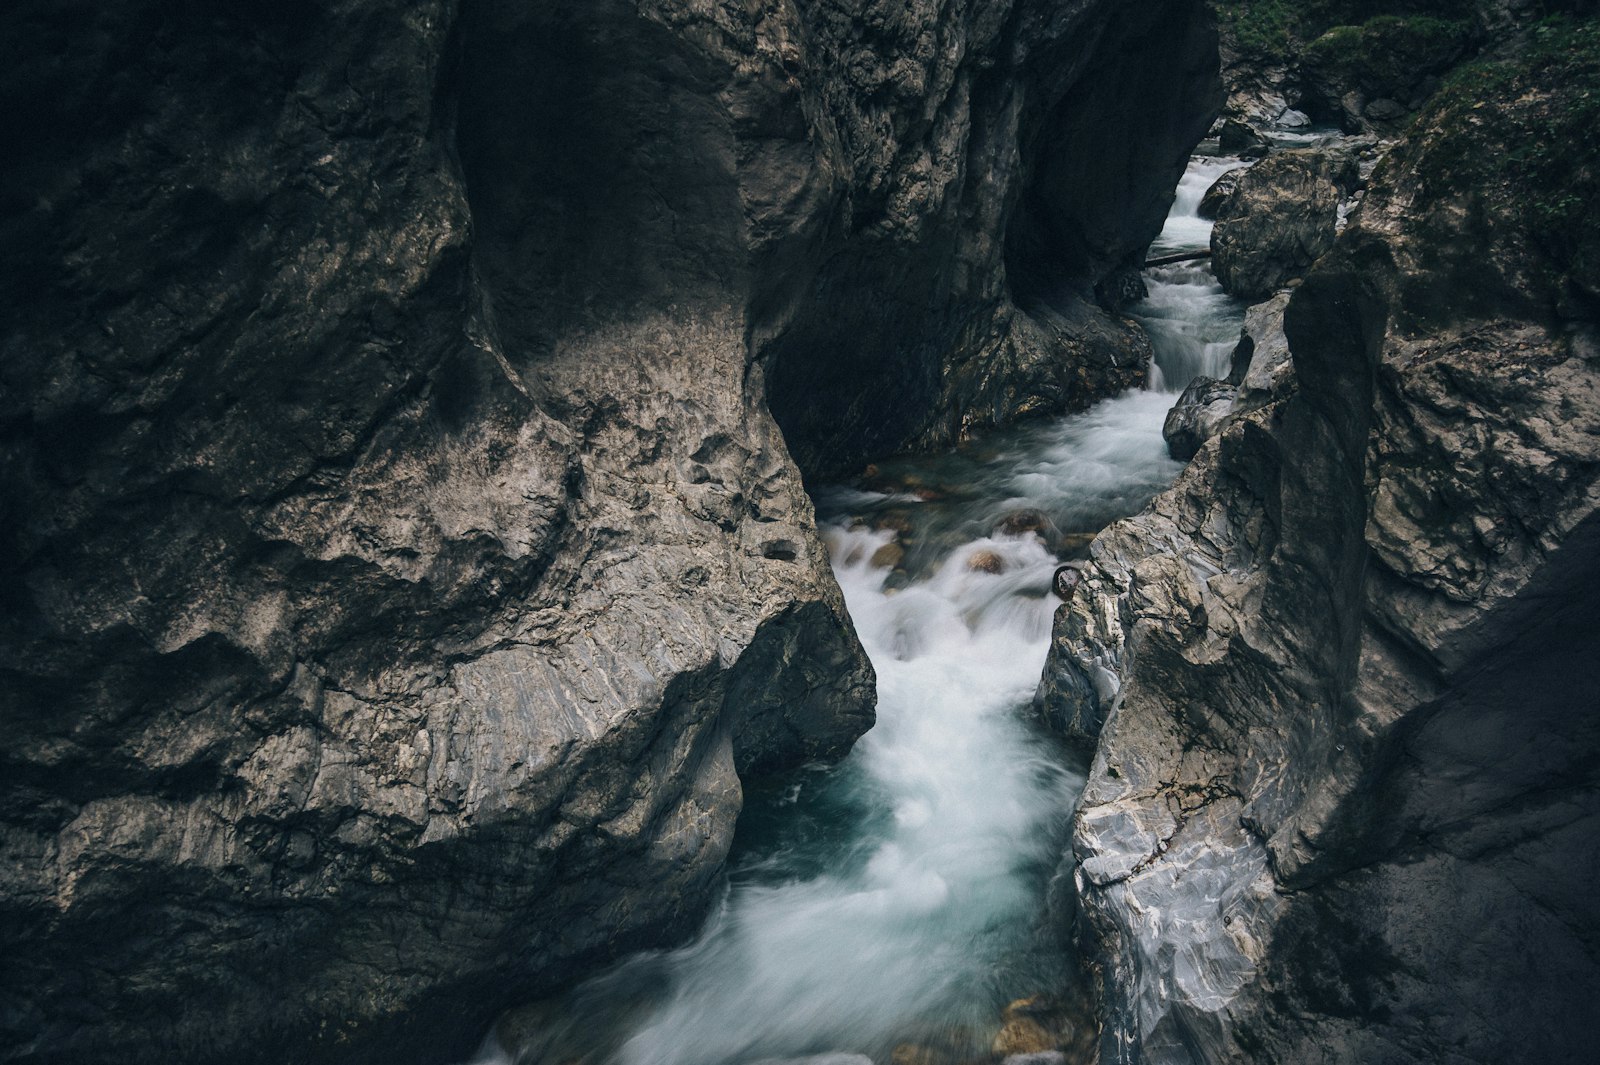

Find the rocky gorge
[[1, 1, 1218, 1063], [3, 2, 1598, 1065]]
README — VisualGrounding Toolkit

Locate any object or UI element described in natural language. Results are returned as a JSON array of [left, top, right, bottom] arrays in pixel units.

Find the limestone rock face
[[1041, 38, 1600, 1065], [0, 1, 1222, 1063]]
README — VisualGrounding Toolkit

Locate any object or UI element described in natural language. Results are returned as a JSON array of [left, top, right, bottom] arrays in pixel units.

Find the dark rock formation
[[1210, 148, 1357, 300], [0, 3, 880, 1063], [1196, 166, 1246, 221], [1300, 14, 1476, 132], [1159, 377, 1238, 462], [0, 1, 1221, 1064], [765, 0, 1223, 477], [1041, 22, 1600, 1063], [1216, 118, 1270, 158]]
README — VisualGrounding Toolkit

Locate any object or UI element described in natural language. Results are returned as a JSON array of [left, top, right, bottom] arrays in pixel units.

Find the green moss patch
[[1212, 0, 1477, 63], [1397, 15, 1600, 313], [1304, 15, 1475, 88]]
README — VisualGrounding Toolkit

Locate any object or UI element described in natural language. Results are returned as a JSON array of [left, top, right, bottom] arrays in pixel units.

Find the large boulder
[[1041, 19, 1600, 1064], [1210, 148, 1358, 300], [0, 4, 879, 1063]]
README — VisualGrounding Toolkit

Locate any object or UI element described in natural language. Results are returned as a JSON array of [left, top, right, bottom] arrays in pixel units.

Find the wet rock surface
[[1041, 30, 1600, 1064], [0, 1, 1225, 1063], [1209, 149, 1356, 299], [1161, 291, 1293, 460]]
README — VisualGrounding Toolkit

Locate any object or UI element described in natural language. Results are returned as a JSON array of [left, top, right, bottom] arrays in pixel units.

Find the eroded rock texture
[[0, 1, 1220, 1063], [1209, 148, 1358, 301], [1040, 28, 1600, 1065]]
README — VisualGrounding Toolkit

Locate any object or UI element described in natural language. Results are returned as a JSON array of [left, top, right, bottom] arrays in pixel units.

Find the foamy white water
[[607, 527, 1078, 1064], [468, 387, 1193, 1065], [1137, 152, 1247, 392]]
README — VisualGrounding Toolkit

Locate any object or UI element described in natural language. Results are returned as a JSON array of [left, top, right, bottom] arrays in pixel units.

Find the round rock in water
[[1053, 564, 1083, 601]]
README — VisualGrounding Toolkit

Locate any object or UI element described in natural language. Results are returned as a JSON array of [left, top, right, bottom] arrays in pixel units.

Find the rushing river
[[471, 150, 1243, 1065]]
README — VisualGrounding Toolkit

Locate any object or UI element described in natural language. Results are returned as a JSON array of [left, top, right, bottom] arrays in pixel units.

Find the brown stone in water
[[1003, 995, 1046, 1022], [891, 1043, 951, 1065], [967, 549, 1005, 574], [1056, 532, 1097, 557], [992, 1016, 1056, 1056], [871, 542, 906, 569], [996, 509, 1052, 537], [873, 510, 915, 534]]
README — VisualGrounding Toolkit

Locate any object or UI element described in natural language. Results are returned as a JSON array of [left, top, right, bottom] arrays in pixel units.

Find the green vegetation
[[1302, 15, 1475, 87], [1212, 0, 1478, 61], [1410, 15, 1600, 306]]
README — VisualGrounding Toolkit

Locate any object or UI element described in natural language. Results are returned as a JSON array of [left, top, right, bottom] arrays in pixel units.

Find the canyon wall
[[1040, 21, 1600, 1064], [0, 1, 1219, 1062]]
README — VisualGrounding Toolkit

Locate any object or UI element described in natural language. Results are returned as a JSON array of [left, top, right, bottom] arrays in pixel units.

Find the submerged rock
[[871, 542, 908, 571], [967, 550, 1006, 575], [992, 1017, 1056, 1056]]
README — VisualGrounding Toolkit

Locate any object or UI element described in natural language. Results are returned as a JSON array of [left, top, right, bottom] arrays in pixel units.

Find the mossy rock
[[1356, 14, 1600, 324], [1304, 15, 1475, 105], [1211, 0, 1477, 65]]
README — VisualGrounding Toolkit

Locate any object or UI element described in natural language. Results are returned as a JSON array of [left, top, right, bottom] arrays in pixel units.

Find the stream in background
[[471, 147, 1244, 1065]]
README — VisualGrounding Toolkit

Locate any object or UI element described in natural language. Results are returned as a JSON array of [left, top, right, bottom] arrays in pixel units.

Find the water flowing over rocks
[[1039, 29, 1600, 1063], [0, 1, 1224, 1063], [763, 0, 1222, 475], [1161, 291, 1292, 461]]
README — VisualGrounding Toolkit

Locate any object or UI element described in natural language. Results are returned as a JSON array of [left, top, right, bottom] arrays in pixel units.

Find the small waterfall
[[1135, 153, 1246, 393]]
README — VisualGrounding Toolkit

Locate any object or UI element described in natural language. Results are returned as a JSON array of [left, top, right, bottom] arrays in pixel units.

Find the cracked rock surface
[[0, 1, 1221, 1063], [1039, 46, 1600, 1065]]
